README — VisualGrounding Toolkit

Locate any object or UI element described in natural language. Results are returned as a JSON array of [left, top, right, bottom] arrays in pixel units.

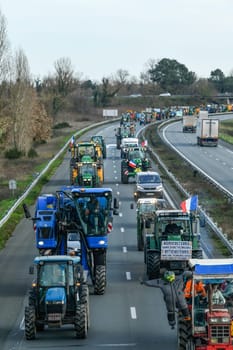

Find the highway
[[161, 113, 233, 196], [0, 122, 177, 350], [1, 114, 233, 350]]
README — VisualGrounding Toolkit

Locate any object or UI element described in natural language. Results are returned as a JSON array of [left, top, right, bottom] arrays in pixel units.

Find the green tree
[[209, 69, 225, 93], [148, 58, 196, 93]]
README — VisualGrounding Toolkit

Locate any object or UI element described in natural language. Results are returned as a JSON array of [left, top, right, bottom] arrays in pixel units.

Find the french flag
[[180, 195, 198, 213], [129, 160, 137, 168]]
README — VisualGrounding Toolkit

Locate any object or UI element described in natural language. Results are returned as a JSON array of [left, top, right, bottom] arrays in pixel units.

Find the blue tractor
[[24, 255, 89, 340], [23, 187, 118, 295]]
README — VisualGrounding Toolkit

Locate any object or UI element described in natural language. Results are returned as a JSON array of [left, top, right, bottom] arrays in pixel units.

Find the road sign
[[9, 179, 17, 190]]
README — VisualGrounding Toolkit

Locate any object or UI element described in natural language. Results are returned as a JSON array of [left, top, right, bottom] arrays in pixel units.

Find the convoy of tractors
[[22, 108, 233, 350]]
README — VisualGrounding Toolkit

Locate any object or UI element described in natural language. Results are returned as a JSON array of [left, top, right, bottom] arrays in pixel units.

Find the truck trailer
[[196, 118, 219, 146]]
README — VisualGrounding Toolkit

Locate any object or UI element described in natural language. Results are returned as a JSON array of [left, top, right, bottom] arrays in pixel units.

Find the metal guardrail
[[138, 117, 233, 256]]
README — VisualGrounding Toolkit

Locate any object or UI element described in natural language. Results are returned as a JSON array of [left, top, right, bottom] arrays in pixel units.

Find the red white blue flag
[[180, 195, 198, 213], [128, 160, 137, 168]]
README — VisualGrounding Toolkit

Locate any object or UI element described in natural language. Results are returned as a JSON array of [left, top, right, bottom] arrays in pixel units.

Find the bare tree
[[0, 9, 10, 81], [54, 57, 75, 96]]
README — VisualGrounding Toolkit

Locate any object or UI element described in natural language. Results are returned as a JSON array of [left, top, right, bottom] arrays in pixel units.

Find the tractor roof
[[34, 255, 81, 264], [189, 258, 233, 279]]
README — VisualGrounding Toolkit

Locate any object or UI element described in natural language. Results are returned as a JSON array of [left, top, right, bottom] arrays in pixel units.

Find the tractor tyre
[[24, 306, 36, 340], [28, 289, 36, 307], [147, 252, 160, 279], [75, 303, 88, 339], [192, 249, 203, 259], [177, 316, 193, 350], [94, 265, 106, 295], [80, 284, 90, 329]]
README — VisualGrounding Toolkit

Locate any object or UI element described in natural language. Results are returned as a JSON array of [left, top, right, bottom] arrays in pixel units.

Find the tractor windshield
[[39, 263, 67, 287], [129, 150, 144, 160], [158, 217, 192, 236], [74, 194, 111, 236]]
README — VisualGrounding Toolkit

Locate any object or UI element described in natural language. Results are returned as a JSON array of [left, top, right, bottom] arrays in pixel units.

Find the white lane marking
[[116, 183, 119, 187], [121, 227, 125, 232], [123, 246, 127, 253], [116, 191, 120, 195], [130, 307, 137, 319], [126, 272, 131, 280], [114, 170, 117, 173], [119, 212, 123, 217], [115, 176, 118, 180]]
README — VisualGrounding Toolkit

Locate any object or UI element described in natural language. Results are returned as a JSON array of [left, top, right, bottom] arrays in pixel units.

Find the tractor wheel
[[192, 249, 203, 259], [28, 289, 36, 307], [94, 265, 106, 295], [25, 306, 36, 340], [177, 316, 193, 350], [80, 284, 90, 329], [75, 303, 88, 339], [146, 252, 160, 279]]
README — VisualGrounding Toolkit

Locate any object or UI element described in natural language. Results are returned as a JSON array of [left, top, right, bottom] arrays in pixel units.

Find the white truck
[[182, 115, 197, 133], [196, 117, 219, 146]]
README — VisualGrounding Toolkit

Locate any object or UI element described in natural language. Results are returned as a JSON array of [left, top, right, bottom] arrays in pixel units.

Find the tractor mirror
[[29, 265, 34, 274]]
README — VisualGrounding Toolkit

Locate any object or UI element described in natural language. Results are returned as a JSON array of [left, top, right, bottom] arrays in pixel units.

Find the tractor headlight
[[98, 240, 106, 245], [38, 241, 44, 246], [210, 317, 231, 323], [137, 185, 144, 190]]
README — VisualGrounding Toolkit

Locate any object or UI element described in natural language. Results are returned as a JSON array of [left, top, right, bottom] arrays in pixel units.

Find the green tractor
[[70, 162, 102, 187], [121, 147, 151, 184], [136, 198, 166, 251], [24, 255, 89, 340], [70, 142, 104, 185], [144, 210, 202, 279]]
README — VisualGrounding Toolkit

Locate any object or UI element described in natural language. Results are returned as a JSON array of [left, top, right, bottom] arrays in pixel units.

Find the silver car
[[134, 171, 163, 199]]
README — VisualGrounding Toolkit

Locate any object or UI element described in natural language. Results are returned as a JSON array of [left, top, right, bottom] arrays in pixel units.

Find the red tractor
[[178, 258, 233, 350]]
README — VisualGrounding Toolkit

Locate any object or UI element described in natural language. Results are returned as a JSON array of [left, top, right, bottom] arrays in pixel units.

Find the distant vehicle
[[129, 94, 142, 98], [159, 92, 171, 97]]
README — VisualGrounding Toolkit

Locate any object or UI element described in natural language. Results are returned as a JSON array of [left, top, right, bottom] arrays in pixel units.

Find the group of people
[[141, 270, 230, 329]]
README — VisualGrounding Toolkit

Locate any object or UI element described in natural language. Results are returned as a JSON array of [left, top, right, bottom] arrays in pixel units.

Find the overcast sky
[[0, 0, 232, 82]]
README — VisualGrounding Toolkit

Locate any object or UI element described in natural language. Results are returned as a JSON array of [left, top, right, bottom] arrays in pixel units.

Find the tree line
[[0, 9, 232, 158]]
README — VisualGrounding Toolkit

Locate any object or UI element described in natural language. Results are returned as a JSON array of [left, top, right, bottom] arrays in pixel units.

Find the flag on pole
[[128, 160, 137, 168], [180, 195, 198, 213]]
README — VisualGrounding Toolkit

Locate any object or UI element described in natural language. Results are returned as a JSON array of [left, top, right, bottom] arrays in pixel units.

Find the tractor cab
[[25, 255, 88, 340], [178, 259, 233, 350]]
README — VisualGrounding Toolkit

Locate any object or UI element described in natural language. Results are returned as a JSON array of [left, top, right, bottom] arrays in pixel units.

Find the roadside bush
[[4, 148, 23, 159], [53, 122, 70, 129], [28, 148, 38, 158]]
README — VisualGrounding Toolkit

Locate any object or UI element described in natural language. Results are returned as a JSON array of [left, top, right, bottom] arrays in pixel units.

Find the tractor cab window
[[38, 226, 53, 239], [39, 263, 66, 287]]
